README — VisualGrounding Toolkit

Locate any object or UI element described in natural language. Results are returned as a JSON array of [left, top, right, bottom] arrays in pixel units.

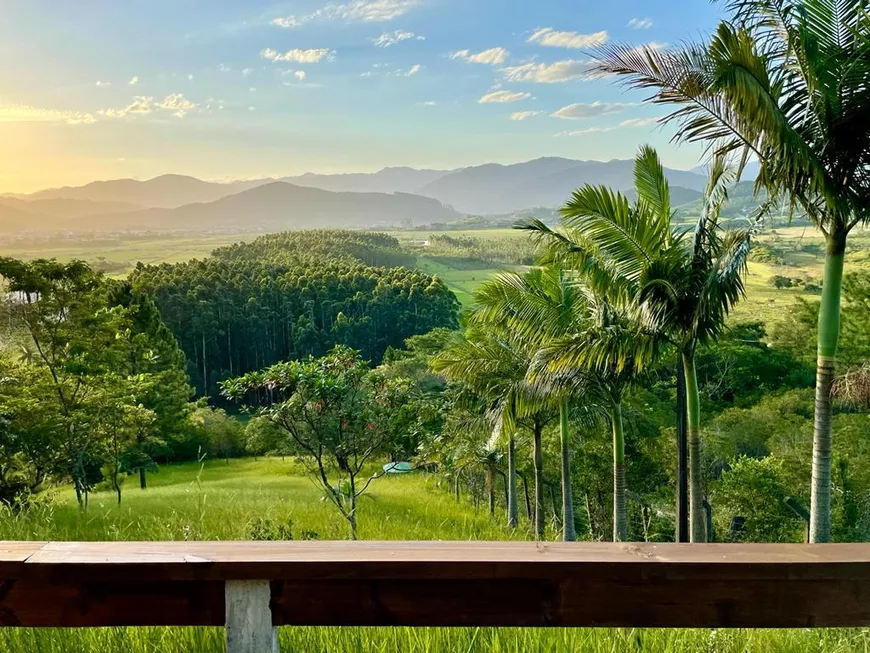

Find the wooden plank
[[2, 541, 870, 628], [0, 579, 223, 627], [226, 581, 277, 653]]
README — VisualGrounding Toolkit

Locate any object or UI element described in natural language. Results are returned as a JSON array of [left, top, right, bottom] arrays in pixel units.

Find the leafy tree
[[522, 148, 749, 541], [711, 456, 805, 543], [107, 281, 193, 488], [190, 407, 245, 463], [593, 0, 870, 542], [223, 346, 412, 539], [473, 267, 605, 541], [431, 327, 556, 537], [0, 258, 125, 506]]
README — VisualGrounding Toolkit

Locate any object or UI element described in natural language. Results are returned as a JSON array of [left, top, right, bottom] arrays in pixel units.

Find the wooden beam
[[1, 541, 869, 628]]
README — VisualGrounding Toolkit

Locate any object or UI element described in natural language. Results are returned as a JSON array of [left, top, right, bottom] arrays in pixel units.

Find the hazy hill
[[282, 167, 449, 194], [0, 196, 143, 219], [71, 182, 459, 232], [14, 174, 268, 209], [414, 158, 708, 214], [0, 204, 54, 233]]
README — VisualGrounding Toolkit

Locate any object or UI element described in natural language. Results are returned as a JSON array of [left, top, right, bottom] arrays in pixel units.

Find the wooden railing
[[1, 541, 869, 652]]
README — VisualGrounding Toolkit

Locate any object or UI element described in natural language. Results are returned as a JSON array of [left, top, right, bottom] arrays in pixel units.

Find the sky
[[0, 0, 725, 192]]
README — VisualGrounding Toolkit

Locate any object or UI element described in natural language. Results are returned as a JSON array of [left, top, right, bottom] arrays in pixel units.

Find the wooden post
[[226, 580, 277, 653]]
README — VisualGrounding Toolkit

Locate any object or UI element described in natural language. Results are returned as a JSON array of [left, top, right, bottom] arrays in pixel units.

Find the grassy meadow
[[3, 459, 870, 653], [6, 224, 869, 321]]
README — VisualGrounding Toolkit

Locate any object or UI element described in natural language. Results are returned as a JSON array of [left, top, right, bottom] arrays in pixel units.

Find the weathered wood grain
[[0, 541, 867, 628]]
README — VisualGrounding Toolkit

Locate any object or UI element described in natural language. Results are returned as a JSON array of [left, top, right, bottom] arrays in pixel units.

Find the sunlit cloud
[[406, 64, 422, 76], [620, 117, 658, 127], [262, 48, 335, 63], [99, 94, 197, 119], [128, 76, 140, 85], [371, 30, 424, 47], [271, 0, 422, 27], [0, 103, 96, 125], [527, 28, 608, 49], [478, 90, 531, 103], [95, 81, 112, 88], [628, 17, 653, 29], [450, 47, 510, 65], [553, 101, 635, 119], [502, 59, 593, 83], [510, 110, 545, 120]]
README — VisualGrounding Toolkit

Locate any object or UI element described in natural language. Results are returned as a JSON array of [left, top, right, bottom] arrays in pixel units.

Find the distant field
[[6, 225, 870, 327]]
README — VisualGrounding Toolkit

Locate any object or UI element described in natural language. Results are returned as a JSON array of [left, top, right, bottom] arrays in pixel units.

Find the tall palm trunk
[[533, 422, 545, 539], [559, 400, 576, 541], [507, 435, 518, 528], [611, 402, 627, 541], [810, 230, 847, 543], [682, 353, 705, 543]]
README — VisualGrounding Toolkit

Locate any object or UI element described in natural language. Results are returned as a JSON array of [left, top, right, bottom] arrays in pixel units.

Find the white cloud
[[156, 93, 197, 118], [271, 0, 421, 27], [406, 64, 422, 76], [218, 64, 231, 72], [620, 117, 658, 127], [241, 68, 254, 77], [128, 76, 139, 85], [420, 100, 437, 106], [295, 70, 307, 81], [95, 81, 112, 87], [557, 116, 661, 136], [552, 101, 635, 119], [557, 126, 617, 136], [360, 71, 374, 77], [371, 30, 423, 47], [99, 96, 152, 118], [628, 17, 653, 29], [100, 94, 196, 119], [528, 28, 608, 49], [248, 106, 256, 111], [272, 16, 299, 28], [262, 48, 335, 63], [450, 47, 510, 65], [510, 110, 545, 120], [502, 59, 593, 83], [478, 90, 531, 104], [0, 103, 96, 125], [188, 74, 194, 80]]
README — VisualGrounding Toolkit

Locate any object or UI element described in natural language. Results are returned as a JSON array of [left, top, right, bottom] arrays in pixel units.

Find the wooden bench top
[[0, 541, 868, 628]]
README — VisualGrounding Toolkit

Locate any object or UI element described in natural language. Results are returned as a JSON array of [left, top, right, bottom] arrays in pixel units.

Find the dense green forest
[[130, 231, 459, 396]]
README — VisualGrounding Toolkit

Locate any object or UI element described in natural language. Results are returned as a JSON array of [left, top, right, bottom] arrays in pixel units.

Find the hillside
[[72, 182, 459, 232], [14, 174, 268, 209], [414, 157, 708, 214], [283, 167, 449, 194]]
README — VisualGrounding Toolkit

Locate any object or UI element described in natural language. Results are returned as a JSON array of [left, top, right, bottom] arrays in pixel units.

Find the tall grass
[[2, 458, 868, 652]]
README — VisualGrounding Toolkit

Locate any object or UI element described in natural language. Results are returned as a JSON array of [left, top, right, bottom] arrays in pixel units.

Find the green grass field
[[2, 459, 869, 653], [6, 224, 870, 332]]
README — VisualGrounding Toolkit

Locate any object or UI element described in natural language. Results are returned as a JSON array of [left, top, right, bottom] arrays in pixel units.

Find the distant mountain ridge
[[1, 158, 718, 235], [70, 182, 459, 232]]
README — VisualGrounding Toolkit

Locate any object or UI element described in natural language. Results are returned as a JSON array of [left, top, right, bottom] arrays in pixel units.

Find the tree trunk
[[559, 400, 576, 541], [533, 422, 545, 540], [612, 402, 627, 542], [683, 353, 705, 543], [139, 467, 147, 490], [675, 356, 689, 543], [810, 231, 846, 543], [507, 435, 518, 528], [486, 465, 495, 516], [520, 473, 532, 521], [454, 471, 460, 502]]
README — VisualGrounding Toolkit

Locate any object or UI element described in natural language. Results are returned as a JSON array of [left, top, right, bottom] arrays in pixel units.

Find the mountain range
[[1, 158, 715, 235]]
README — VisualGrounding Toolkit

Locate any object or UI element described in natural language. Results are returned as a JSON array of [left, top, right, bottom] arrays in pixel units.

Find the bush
[[711, 456, 805, 543]]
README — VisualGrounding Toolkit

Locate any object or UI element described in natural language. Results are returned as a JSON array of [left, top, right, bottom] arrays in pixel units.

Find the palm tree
[[591, 0, 870, 542], [431, 326, 553, 537], [523, 147, 749, 541], [475, 267, 588, 541]]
